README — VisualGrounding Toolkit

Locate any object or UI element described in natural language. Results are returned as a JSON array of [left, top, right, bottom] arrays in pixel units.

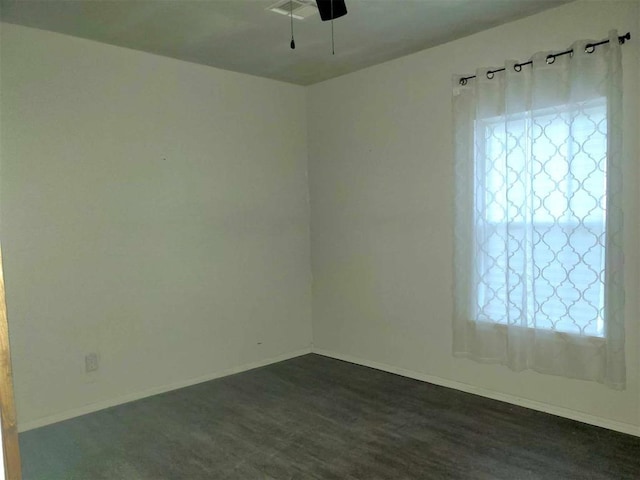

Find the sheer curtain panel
[[452, 31, 625, 389]]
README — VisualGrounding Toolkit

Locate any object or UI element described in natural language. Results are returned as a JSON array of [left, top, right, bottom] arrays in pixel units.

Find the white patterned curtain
[[452, 31, 625, 389]]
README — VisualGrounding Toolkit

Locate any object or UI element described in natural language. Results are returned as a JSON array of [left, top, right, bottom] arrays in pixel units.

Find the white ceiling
[[0, 0, 572, 85]]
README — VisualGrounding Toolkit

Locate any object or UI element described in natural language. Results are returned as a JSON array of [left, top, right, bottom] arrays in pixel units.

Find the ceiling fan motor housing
[[316, 0, 348, 21]]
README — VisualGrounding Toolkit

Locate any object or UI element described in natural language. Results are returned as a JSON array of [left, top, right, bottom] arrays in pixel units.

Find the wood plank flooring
[[19, 354, 640, 479]]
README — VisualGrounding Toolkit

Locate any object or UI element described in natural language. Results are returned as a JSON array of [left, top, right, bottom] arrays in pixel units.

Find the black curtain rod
[[459, 32, 631, 85]]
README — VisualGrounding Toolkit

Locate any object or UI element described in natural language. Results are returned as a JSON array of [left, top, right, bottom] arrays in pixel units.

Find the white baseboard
[[312, 348, 640, 437], [18, 347, 312, 432], [20, 346, 638, 437]]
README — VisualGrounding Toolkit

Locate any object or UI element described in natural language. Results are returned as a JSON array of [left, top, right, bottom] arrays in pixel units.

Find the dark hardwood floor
[[19, 354, 640, 479]]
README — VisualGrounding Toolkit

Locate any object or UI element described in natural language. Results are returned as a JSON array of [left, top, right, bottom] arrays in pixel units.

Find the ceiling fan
[[316, 0, 348, 21], [282, 0, 348, 52]]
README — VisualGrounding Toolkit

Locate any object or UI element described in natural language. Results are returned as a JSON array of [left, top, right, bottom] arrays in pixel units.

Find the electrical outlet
[[85, 353, 99, 373]]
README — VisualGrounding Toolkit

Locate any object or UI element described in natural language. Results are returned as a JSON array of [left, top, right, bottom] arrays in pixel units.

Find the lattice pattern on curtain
[[452, 31, 625, 389]]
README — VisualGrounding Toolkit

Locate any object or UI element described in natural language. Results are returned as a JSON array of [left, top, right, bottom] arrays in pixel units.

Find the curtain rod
[[459, 32, 631, 85]]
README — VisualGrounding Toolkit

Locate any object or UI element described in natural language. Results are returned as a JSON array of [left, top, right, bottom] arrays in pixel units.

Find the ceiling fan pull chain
[[331, 0, 334, 54], [290, 0, 296, 49]]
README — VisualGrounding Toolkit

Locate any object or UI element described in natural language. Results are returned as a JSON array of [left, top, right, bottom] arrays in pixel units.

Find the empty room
[[0, 0, 639, 478]]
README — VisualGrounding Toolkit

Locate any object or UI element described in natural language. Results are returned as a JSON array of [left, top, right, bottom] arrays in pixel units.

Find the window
[[474, 98, 607, 337], [452, 31, 626, 387]]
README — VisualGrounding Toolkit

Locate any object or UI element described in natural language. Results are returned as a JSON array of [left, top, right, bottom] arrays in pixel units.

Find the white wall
[[0, 23, 312, 429], [308, 0, 640, 433]]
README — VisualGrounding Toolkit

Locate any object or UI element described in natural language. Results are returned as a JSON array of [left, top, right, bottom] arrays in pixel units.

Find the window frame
[[471, 97, 609, 339]]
